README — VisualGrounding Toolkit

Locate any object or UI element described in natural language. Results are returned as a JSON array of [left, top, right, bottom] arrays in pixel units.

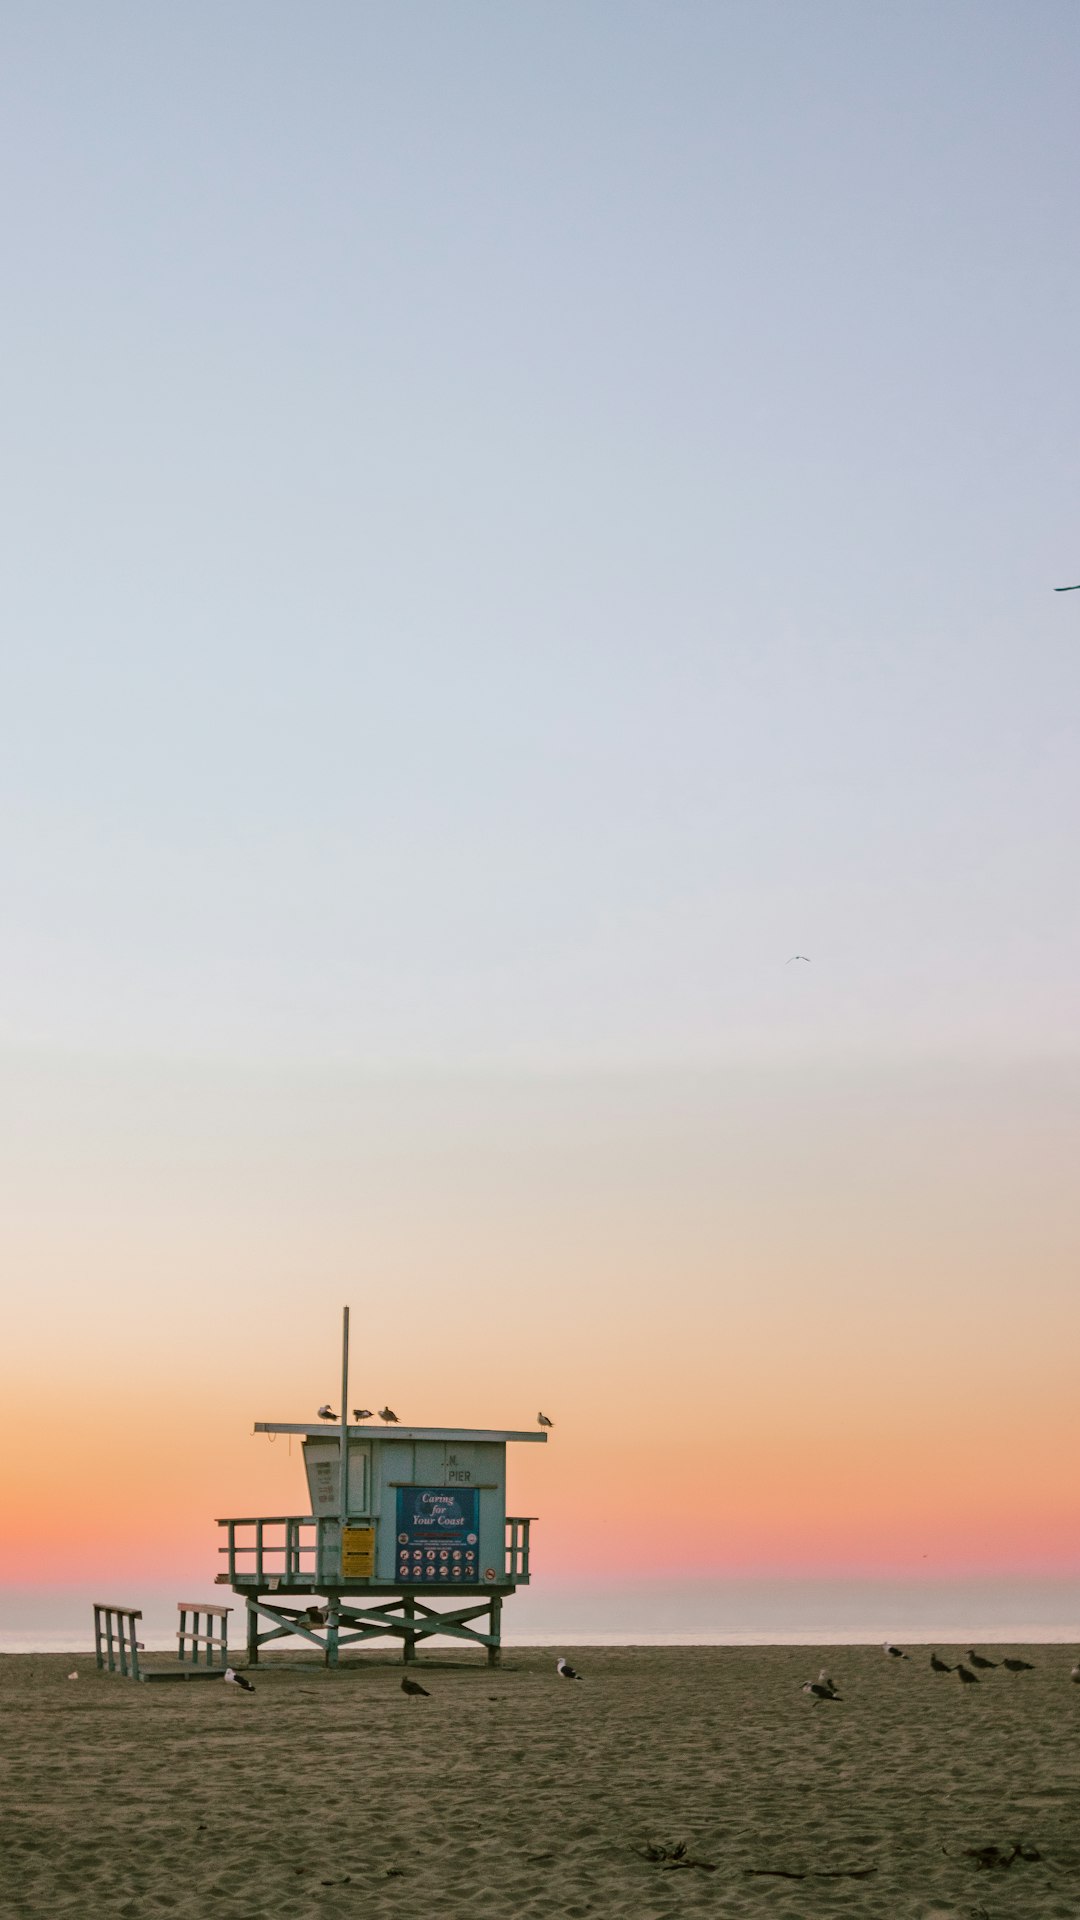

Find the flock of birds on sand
[[802, 1642, 1080, 1702], [67, 1648, 1080, 1694], [316, 1406, 555, 1428]]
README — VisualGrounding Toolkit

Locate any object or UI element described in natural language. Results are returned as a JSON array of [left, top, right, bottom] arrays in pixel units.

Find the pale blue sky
[[2, 0, 1078, 1070]]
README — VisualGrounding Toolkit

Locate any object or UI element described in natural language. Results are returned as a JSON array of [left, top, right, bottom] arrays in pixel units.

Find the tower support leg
[[247, 1599, 259, 1666], [402, 1592, 417, 1664], [326, 1594, 340, 1667], [487, 1594, 502, 1668]]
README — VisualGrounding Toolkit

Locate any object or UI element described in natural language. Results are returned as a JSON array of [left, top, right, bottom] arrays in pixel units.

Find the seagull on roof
[[352, 1409, 373, 1421], [556, 1658, 582, 1681], [317, 1404, 337, 1422], [224, 1667, 255, 1692], [538, 1412, 553, 1428], [379, 1406, 399, 1423], [786, 954, 810, 964], [882, 1643, 909, 1659]]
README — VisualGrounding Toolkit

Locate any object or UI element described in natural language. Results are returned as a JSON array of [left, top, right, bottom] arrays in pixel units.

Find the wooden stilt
[[487, 1593, 502, 1667], [402, 1592, 416, 1664], [247, 1598, 260, 1665]]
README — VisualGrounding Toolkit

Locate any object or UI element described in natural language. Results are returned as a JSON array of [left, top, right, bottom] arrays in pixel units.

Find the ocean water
[[3, 1577, 1077, 1652]]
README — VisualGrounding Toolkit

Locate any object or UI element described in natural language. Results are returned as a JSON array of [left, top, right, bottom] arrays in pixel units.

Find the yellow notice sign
[[341, 1525, 375, 1578]]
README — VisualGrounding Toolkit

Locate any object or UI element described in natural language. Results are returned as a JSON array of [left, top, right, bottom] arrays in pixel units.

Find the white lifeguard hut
[[216, 1309, 546, 1667]]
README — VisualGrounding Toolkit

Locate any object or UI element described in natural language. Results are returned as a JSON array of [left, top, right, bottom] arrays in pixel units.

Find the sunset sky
[[2, 2, 1079, 1639]]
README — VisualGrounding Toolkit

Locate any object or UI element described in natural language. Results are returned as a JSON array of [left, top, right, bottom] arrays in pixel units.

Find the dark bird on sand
[[317, 1404, 337, 1421], [538, 1412, 553, 1428], [1001, 1657, 1035, 1673], [966, 1650, 997, 1670], [802, 1681, 842, 1703], [882, 1643, 909, 1659], [1070, 1665, 1080, 1684], [955, 1663, 980, 1684], [224, 1667, 255, 1692], [379, 1407, 399, 1423], [929, 1654, 953, 1673], [401, 1676, 430, 1698], [557, 1658, 582, 1681], [816, 1668, 840, 1695], [352, 1408, 373, 1421]]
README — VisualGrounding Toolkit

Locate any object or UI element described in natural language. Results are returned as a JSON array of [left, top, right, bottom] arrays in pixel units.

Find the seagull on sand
[[882, 1643, 909, 1659], [966, 1649, 998, 1670], [379, 1406, 399, 1423], [556, 1658, 582, 1681], [538, 1412, 553, 1428], [224, 1668, 255, 1692], [955, 1663, 980, 1685], [401, 1675, 430, 1698], [1070, 1665, 1080, 1684], [317, 1404, 337, 1422], [816, 1668, 840, 1695], [1001, 1657, 1035, 1673], [929, 1653, 953, 1673], [802, 1680, 842, 1703], [352, 1409, 373, 1421]]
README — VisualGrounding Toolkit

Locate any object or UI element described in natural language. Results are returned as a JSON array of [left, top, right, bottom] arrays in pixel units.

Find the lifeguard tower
[[216, 1310, 546, 1667]]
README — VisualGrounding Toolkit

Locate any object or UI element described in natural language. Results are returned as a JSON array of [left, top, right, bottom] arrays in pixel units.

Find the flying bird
[[1001, 1657, 1035, 1673], [786, 955, 811, 964], [882, 1643, 909, 1659], [352, 1409, 373, 1421], [556, 1658, 582, 1681], [317, 1405, 338, 1422], [929, 1653, 953, 1674], [966, 1650, 998, 1670], [379, 1406, 399, 1424], [224, 1668, 255, 1692], [401, 1675, 430, 1698], [1054, 583, 1080, 591], [538, 1412, 553, 1428], [955, 1663, 980, 1685], [802, 1680, 842, 1703]]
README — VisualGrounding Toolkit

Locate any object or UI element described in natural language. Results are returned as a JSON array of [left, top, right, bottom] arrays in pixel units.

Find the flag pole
[[340, 1305, 350, 1524]]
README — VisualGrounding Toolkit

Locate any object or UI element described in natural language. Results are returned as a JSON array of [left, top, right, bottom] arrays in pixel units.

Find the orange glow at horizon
[[2, 1054, 1078, 1599]]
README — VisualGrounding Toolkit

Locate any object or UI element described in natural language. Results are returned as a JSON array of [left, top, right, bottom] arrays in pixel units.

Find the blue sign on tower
[[396, 1486, 479, 1585]]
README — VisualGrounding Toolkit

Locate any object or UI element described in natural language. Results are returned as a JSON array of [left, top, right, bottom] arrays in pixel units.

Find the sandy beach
[[2, 1645, 1078, 1918]]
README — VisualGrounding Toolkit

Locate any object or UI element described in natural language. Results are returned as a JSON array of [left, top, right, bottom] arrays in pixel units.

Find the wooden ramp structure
[[94, 1602, 234, 1682]]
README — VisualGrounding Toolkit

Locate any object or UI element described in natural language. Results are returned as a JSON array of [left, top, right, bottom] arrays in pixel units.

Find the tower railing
[[216, 1514, 535, 1586]]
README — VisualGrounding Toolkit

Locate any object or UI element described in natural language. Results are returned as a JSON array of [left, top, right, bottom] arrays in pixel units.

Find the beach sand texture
[[2, 1645, 1078, 1918]]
